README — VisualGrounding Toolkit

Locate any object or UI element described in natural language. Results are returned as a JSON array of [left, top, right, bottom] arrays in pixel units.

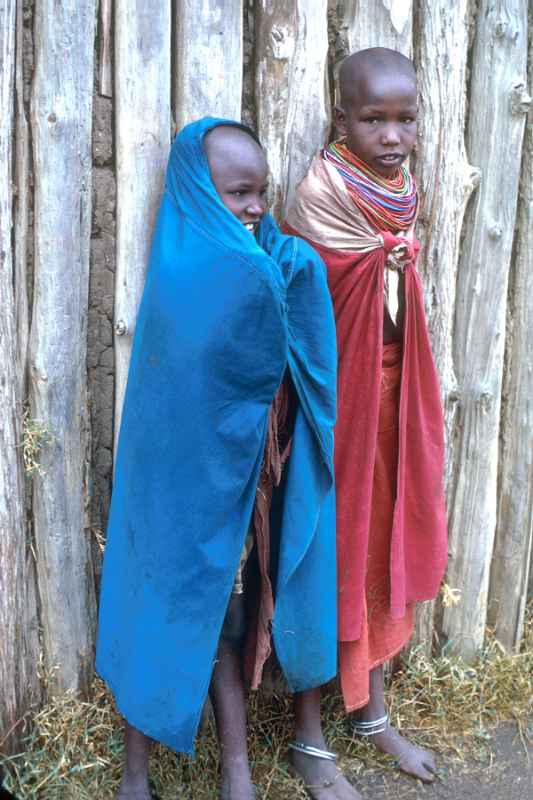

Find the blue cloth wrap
[[96, 117, 337, 754]]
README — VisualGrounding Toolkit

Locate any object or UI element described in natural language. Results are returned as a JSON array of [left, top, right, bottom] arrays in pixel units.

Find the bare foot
[[356, 665, 438, 782], [369, 724, 437, 782], [219, 755, 255, 800], [289, 749, 363, 800], [116, 773, 152, 799], [292, 689, 363, 799]]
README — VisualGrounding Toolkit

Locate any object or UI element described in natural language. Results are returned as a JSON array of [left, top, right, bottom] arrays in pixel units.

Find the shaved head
[[333, 48, 418, 177], [338, 47, 416, 107], [204, 124, 269, 228], [205, 125, 265, 168]]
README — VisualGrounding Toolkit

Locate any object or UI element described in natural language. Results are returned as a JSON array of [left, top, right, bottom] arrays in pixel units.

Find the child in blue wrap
[[96, 118, 357, 800]]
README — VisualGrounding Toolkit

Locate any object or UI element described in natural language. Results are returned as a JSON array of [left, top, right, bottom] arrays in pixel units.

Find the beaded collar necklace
[[323, 140, 418, 233]]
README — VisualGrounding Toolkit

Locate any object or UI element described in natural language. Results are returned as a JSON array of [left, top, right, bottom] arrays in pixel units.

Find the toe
[[410, 761, 435, 783], [396, 753, 436, 783], [334, 774, 363, 800], [420, 767, 436, 783], [422, 752, 438, 773]]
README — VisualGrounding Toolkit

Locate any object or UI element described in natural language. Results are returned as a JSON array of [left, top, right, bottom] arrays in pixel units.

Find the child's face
[[206, 128, 269, 235], [334, 71, 417, 178]]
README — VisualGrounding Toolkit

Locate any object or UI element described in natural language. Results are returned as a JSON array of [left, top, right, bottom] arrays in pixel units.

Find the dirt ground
[[353, 722, 532, 800]]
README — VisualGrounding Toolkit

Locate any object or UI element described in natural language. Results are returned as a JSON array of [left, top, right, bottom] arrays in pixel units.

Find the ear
[[334, 105, 348, 137]]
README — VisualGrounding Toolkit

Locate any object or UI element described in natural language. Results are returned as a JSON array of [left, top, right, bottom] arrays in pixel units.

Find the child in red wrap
[[284, 48, 448, 787]]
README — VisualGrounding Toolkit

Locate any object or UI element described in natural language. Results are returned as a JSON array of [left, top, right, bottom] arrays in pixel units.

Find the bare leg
[[355, 664, 437, 781], [116, 722, 152, 799], [209, 595, 254, 800], [291, 688, 362, 799]]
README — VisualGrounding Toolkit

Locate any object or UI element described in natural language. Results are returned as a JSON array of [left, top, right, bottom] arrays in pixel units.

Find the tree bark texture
[[336, 0, 412, 62], [411, 0, 477, 653], [174, 0, 243, 132], [255, 0, 330, 218], [29, 0, 98, 692], [113, 1, 171, 444], [14, 0, 29, 397], [14, 0, 42, 714], [488, 19, 533, 649], [99, 0, 112, 97], [0, 0, 29, 754], [442, 0, 530, 660]]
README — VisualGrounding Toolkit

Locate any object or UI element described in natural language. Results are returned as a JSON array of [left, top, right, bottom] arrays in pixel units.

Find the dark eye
[[364, 117, 380, 125], [402, 117, 415, 124], [230, 190, 244, 197]]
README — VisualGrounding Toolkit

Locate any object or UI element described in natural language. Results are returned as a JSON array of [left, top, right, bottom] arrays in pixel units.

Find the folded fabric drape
[[96, 118, 338, 754], [285, 153, 447, 648]]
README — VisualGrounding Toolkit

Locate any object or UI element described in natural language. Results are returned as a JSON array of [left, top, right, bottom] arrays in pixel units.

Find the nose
[[246, 195, 266, 217], [381, 124, 401, 146]]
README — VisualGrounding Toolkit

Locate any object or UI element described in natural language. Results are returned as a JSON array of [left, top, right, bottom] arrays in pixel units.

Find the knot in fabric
[[379, 231, 418, 273]]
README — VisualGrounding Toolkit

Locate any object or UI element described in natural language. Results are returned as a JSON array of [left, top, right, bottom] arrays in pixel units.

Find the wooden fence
[[1, 0, 532, 753]]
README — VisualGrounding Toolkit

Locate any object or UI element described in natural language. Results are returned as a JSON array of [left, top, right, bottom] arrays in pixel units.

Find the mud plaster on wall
[[88, 84, 115, 548]]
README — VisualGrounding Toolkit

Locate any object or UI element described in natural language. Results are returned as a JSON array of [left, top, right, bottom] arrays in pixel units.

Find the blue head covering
[[96, 117, 337, 754]]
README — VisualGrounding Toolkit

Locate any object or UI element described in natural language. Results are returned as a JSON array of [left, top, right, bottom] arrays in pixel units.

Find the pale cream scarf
[[285, 154, 416, 325]]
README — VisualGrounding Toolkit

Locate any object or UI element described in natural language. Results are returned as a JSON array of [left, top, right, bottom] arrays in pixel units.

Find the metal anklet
[[352, 712, 389, 736], [288, 741, 337, 761]]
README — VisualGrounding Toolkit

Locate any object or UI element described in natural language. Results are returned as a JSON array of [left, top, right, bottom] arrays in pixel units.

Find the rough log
[[29, 0, 97, 691], [14, 0, 41, 709], [114, 1, 171, 444], [411, 0, 478, 653], [174, 0, 242, 132], [14, 0, 29, 396], [488, 20, 533, 649], [442, 1, 529, 659], [99, 0, 112, 97], [0, 0, 29, 753], [529, 547, 533, 601], [336, 0, 412, 66], [255, 0, 329, 218]]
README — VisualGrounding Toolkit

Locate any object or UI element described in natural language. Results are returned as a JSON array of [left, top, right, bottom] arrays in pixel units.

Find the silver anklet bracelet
[[352, 712, 389, 736], [288, 741, 337, 761]]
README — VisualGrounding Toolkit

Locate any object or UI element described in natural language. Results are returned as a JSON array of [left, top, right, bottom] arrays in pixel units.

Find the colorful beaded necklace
[[323, 140, 417, 233]]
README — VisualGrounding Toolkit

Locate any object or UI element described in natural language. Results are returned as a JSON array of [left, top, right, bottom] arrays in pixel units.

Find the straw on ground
[[2, 610, 531, 799]]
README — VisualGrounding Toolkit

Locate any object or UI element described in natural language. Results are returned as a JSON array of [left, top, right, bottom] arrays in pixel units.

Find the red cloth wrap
[[284, 223, 448, 643], [339, 341, 414, 710]]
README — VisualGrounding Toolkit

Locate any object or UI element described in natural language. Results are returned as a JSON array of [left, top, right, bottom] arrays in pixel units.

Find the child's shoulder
[[260, 216, 327, 287]]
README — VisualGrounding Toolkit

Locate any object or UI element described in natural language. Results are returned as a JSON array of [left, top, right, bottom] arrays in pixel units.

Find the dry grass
[[2, 609, 531, 800], [21, 408, 53, 476]]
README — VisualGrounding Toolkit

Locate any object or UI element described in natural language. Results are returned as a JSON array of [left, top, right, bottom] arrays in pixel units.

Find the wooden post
[[412, 0, 478, 653], [337, 0, 412, 59], [488, 24, 533, 650], [442, 0, 529, 660], [14, 0, 41, 709], [174, 0, 243, 132], [0, 0, 29, 752], [14, 0, 29, 396], [29, 0, 97, 691], [99, 0, 113, 97], [255, 0, 330, 218], [114, 1, 171, 445]]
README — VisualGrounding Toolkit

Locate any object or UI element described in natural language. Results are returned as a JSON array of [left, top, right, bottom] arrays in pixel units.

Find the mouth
[[375, 153, 404, 166], [243, 220, 259, 233]]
